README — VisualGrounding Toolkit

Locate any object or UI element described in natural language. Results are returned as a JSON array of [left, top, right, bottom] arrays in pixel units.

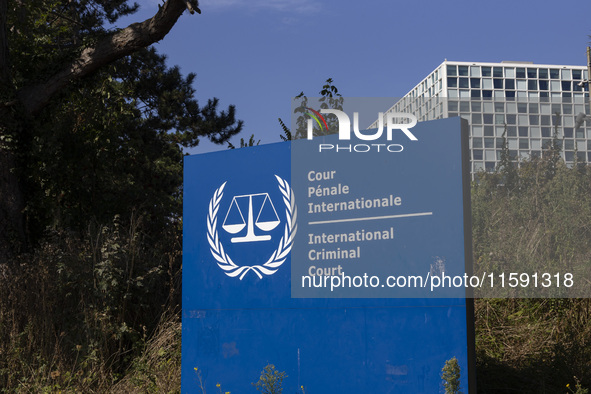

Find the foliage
[[228, 134, 260, 149], [471, 127, 591, 298], [0, 214, 182, 391], [113, 313, 182, 393], [473, 134, 591, 391], [441, 357, 461, 394], [0, 1, 243, 390], [21, 45, 241, 238], [567, 377, 589, 394], [278, 118, 291, 141], [278, 78, 344, 140], [252, 364, 286, 394], [2, 0, 243, 248]]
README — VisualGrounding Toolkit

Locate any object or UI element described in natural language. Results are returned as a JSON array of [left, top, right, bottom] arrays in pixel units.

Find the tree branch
[[17, 0, 192, 115]]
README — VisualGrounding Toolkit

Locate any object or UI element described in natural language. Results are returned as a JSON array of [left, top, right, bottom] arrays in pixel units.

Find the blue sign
[[182, 117, 475, 393], [291, 117, 470, 298]]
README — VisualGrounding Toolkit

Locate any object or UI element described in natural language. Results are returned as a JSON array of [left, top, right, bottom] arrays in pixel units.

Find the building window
[[539, 80, 549, 90], [573, 69, 582, 80], [516, 68, 526, 78], [527, 68, 537, 78], [458, 66, 469, 76], [493, 67, 503, 77], [550, 69, 560, 79], [562, 81, 571, 91], [529, 115, 539, 125], [528, 103, 538, 113], [481, 66, 492, 77], [539, 68, 549, 78], [528, 80, 538, 90], [448, 77, 458, 87]]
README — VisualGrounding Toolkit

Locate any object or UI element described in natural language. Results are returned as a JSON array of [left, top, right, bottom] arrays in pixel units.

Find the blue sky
[[120, 0, 591, 153]]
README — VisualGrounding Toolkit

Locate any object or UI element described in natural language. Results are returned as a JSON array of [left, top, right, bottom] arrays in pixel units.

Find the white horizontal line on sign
[[308, 212, 433, 225]]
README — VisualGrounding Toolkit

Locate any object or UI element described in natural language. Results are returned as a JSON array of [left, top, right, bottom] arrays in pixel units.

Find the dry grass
[[112, 312, 181, 393]]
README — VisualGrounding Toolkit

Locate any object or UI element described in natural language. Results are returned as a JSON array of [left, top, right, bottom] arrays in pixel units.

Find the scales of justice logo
[[207, 175, 297, 280]]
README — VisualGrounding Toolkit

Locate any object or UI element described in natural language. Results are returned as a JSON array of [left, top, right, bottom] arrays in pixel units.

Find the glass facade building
[[370, 61, 591, 174]]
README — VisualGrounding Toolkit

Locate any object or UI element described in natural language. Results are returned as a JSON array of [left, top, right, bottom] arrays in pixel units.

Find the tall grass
[[0, 213, 181, 392]]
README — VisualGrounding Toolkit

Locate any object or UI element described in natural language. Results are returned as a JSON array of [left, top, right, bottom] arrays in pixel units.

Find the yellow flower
[[217, 383, 221, 388]]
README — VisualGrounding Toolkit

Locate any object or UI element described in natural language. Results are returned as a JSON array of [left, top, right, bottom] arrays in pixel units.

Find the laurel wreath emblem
[[207, 175, 297, 280]]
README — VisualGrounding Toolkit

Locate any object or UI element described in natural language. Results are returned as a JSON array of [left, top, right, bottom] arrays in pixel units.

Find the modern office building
[[370, 61, 591, 174]]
